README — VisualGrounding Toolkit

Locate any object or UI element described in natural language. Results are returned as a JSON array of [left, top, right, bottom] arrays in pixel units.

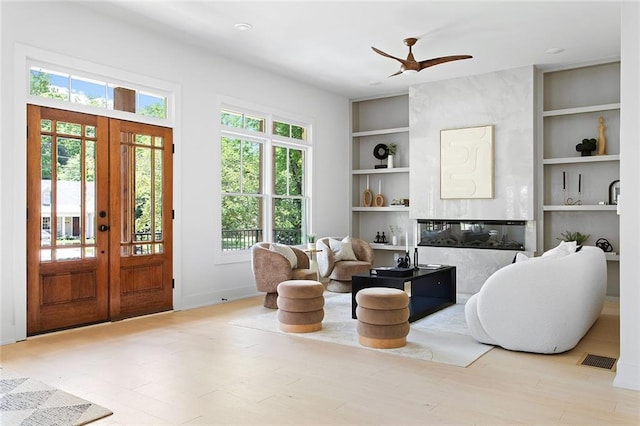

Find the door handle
[[99, 224, 110, 232]]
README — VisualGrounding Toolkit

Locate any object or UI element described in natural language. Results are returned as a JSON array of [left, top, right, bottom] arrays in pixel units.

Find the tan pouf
[[355, 287, 410, 349], [277, 280, 325, 333]]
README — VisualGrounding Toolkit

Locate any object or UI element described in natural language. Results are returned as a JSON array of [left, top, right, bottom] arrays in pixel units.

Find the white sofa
[[464, 246, 607, 353]]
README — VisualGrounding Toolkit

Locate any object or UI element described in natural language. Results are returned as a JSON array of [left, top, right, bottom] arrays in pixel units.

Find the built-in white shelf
[[352, 127, 410, 137], [543, 205, 617, 211], [542, 103, 620, 117], [369, 243, 408, 251], [542, 154, 620, 165], [352, 206, 409, 212], [352, 167, 409, 175], [605, 252, 620, 261]]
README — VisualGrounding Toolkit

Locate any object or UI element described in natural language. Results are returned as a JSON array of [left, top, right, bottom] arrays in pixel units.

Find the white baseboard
[[614, 360, 640, 391], [180, 286, 259, 311]]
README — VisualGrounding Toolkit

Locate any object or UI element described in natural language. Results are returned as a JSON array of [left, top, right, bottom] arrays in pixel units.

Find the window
[[29, 66, 167, 119], [220, 106, 311, 252]]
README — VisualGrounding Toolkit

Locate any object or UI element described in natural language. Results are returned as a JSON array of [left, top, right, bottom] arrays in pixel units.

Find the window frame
[[217, 99, 313, 264]]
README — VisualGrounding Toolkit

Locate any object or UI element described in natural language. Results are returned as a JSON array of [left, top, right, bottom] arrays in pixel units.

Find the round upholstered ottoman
[[277, 280, 325, 333], [356, 287, 410, 349]]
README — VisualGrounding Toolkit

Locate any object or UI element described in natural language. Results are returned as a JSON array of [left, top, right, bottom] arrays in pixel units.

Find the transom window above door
[[29, 66, 168, 119]]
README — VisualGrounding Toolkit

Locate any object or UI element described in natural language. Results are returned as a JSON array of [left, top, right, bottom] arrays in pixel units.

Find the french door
[[26, 105, 173, 335]]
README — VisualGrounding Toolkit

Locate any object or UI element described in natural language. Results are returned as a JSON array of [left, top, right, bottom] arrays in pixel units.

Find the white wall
[[408, 66, 535, 293], [614, 1, 640, 391], [0, 2, 350, 343], [409, 66, 535, 221]]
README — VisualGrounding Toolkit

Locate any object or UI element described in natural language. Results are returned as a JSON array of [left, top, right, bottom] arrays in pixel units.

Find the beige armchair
[[316, 237, 374, 293], [251, 242, 318, 308]]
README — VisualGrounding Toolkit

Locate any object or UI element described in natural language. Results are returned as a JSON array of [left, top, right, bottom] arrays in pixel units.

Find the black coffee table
[[351, 266, 456, 322]]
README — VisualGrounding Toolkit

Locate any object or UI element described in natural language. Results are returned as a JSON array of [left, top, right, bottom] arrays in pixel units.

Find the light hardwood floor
[[1, 297, 638, 425]]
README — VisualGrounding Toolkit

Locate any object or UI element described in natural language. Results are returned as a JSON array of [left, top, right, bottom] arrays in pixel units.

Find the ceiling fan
[[372, 37, 472, 77]]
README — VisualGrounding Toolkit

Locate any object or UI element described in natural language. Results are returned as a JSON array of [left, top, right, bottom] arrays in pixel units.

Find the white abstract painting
[[440, 125, 494, 199]]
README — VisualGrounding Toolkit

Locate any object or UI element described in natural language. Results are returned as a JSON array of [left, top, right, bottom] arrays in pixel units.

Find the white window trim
[[215, 96, 314, 264]]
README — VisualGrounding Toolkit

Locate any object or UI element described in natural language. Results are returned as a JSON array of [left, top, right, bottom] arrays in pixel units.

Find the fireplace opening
[[418, 219, 525, 251]]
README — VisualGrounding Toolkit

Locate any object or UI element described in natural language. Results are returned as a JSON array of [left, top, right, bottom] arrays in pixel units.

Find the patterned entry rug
[[232, 292, 493, 367], [0, 369, 112, 426]]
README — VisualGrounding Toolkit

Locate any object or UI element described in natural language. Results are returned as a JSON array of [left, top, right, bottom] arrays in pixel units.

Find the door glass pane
[[120, 141, 131, 245], [56, 137, 81, 248], [134, 145, 152, 242], [120, 130, 166, 256], [85, 141, 96, 245], [154, 153, 163, 241]]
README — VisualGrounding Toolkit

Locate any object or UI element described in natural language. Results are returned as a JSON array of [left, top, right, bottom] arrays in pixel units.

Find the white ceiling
[[97, 1, 622, 99]]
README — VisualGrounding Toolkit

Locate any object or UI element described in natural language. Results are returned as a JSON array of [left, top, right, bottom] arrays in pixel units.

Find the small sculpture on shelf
[[576, 138, 597, 156], [374, 231, 381, 243], [595, 238, 613, 252], [598, 116, 606, 155]]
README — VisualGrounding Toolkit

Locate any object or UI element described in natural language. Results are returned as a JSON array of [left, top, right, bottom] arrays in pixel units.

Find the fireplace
[[418, 219, 525, 251]]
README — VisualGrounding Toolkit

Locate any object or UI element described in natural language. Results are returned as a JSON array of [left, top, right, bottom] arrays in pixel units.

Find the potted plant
[[558, 230, 590, 246], [387, 143, 397, 169], [307, 233, 316, 249]]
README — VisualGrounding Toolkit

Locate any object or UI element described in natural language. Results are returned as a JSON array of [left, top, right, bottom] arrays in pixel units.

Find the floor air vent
[[578, 353, 617, 370]]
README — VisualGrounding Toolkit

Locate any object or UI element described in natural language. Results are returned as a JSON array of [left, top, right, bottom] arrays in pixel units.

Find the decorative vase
[[387, 154, 394, 169], [308, 243, 315, 250], [391, 235, 398, 246]]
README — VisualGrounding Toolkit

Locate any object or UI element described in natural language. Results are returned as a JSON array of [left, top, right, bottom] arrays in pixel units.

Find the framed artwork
[[440, 125, 494, 199]]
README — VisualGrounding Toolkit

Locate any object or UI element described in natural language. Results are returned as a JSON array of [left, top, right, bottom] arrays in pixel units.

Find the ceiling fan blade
[[371, 46, 407, 65], [388, 70, 404, 78], [419, 55, 473, 70]]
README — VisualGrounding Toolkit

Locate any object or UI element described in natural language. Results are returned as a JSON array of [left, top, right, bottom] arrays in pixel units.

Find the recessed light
[[546, 47, 565, 55], [234, 22, 252, 31]]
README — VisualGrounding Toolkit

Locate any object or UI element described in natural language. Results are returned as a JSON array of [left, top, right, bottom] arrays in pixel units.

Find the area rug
[[232, 293, 493, 367], [0, 369, 113, 426]]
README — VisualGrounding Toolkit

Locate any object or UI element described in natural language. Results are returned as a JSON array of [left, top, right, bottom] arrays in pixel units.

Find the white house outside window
[[220, 107, 311, 252]]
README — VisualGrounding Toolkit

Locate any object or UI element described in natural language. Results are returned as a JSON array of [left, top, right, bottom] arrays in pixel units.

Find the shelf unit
[[539, 61, 620, 294], [350, 93, 411, 265]]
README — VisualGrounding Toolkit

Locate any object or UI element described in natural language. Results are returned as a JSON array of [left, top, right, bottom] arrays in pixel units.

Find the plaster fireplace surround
[[409, 66, 536, 294]]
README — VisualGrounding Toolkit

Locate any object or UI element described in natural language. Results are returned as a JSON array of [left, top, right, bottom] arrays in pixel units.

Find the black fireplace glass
[[418, 219, 525, 251]]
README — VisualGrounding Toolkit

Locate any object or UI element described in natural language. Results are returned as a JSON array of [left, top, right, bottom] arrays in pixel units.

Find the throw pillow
[[270, 243, 297, 268], [514, 252, 530, 263], [329, 236, 357, 261], [542, 240, 577, 259]]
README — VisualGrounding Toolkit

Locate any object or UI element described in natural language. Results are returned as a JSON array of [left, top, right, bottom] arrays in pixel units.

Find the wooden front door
[[26, 106, 173, 335]]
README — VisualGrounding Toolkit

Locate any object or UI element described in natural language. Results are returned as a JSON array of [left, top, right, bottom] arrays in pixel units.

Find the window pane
[[244, 115, 265, 132], [221, 137, 241, 193], [242, 140, 262, 194], [273, 146, 287, 195], [273, 121, 290, 137], [222, 195, 262, 251], [291, 125, 306, 141], [139, 92, 167, 118], [71, 76, 107, 108], [273, 198, 302, 245], [289, 148, 304, 196], [30, 68, 69, 101], [221, 110, 243, 127]]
